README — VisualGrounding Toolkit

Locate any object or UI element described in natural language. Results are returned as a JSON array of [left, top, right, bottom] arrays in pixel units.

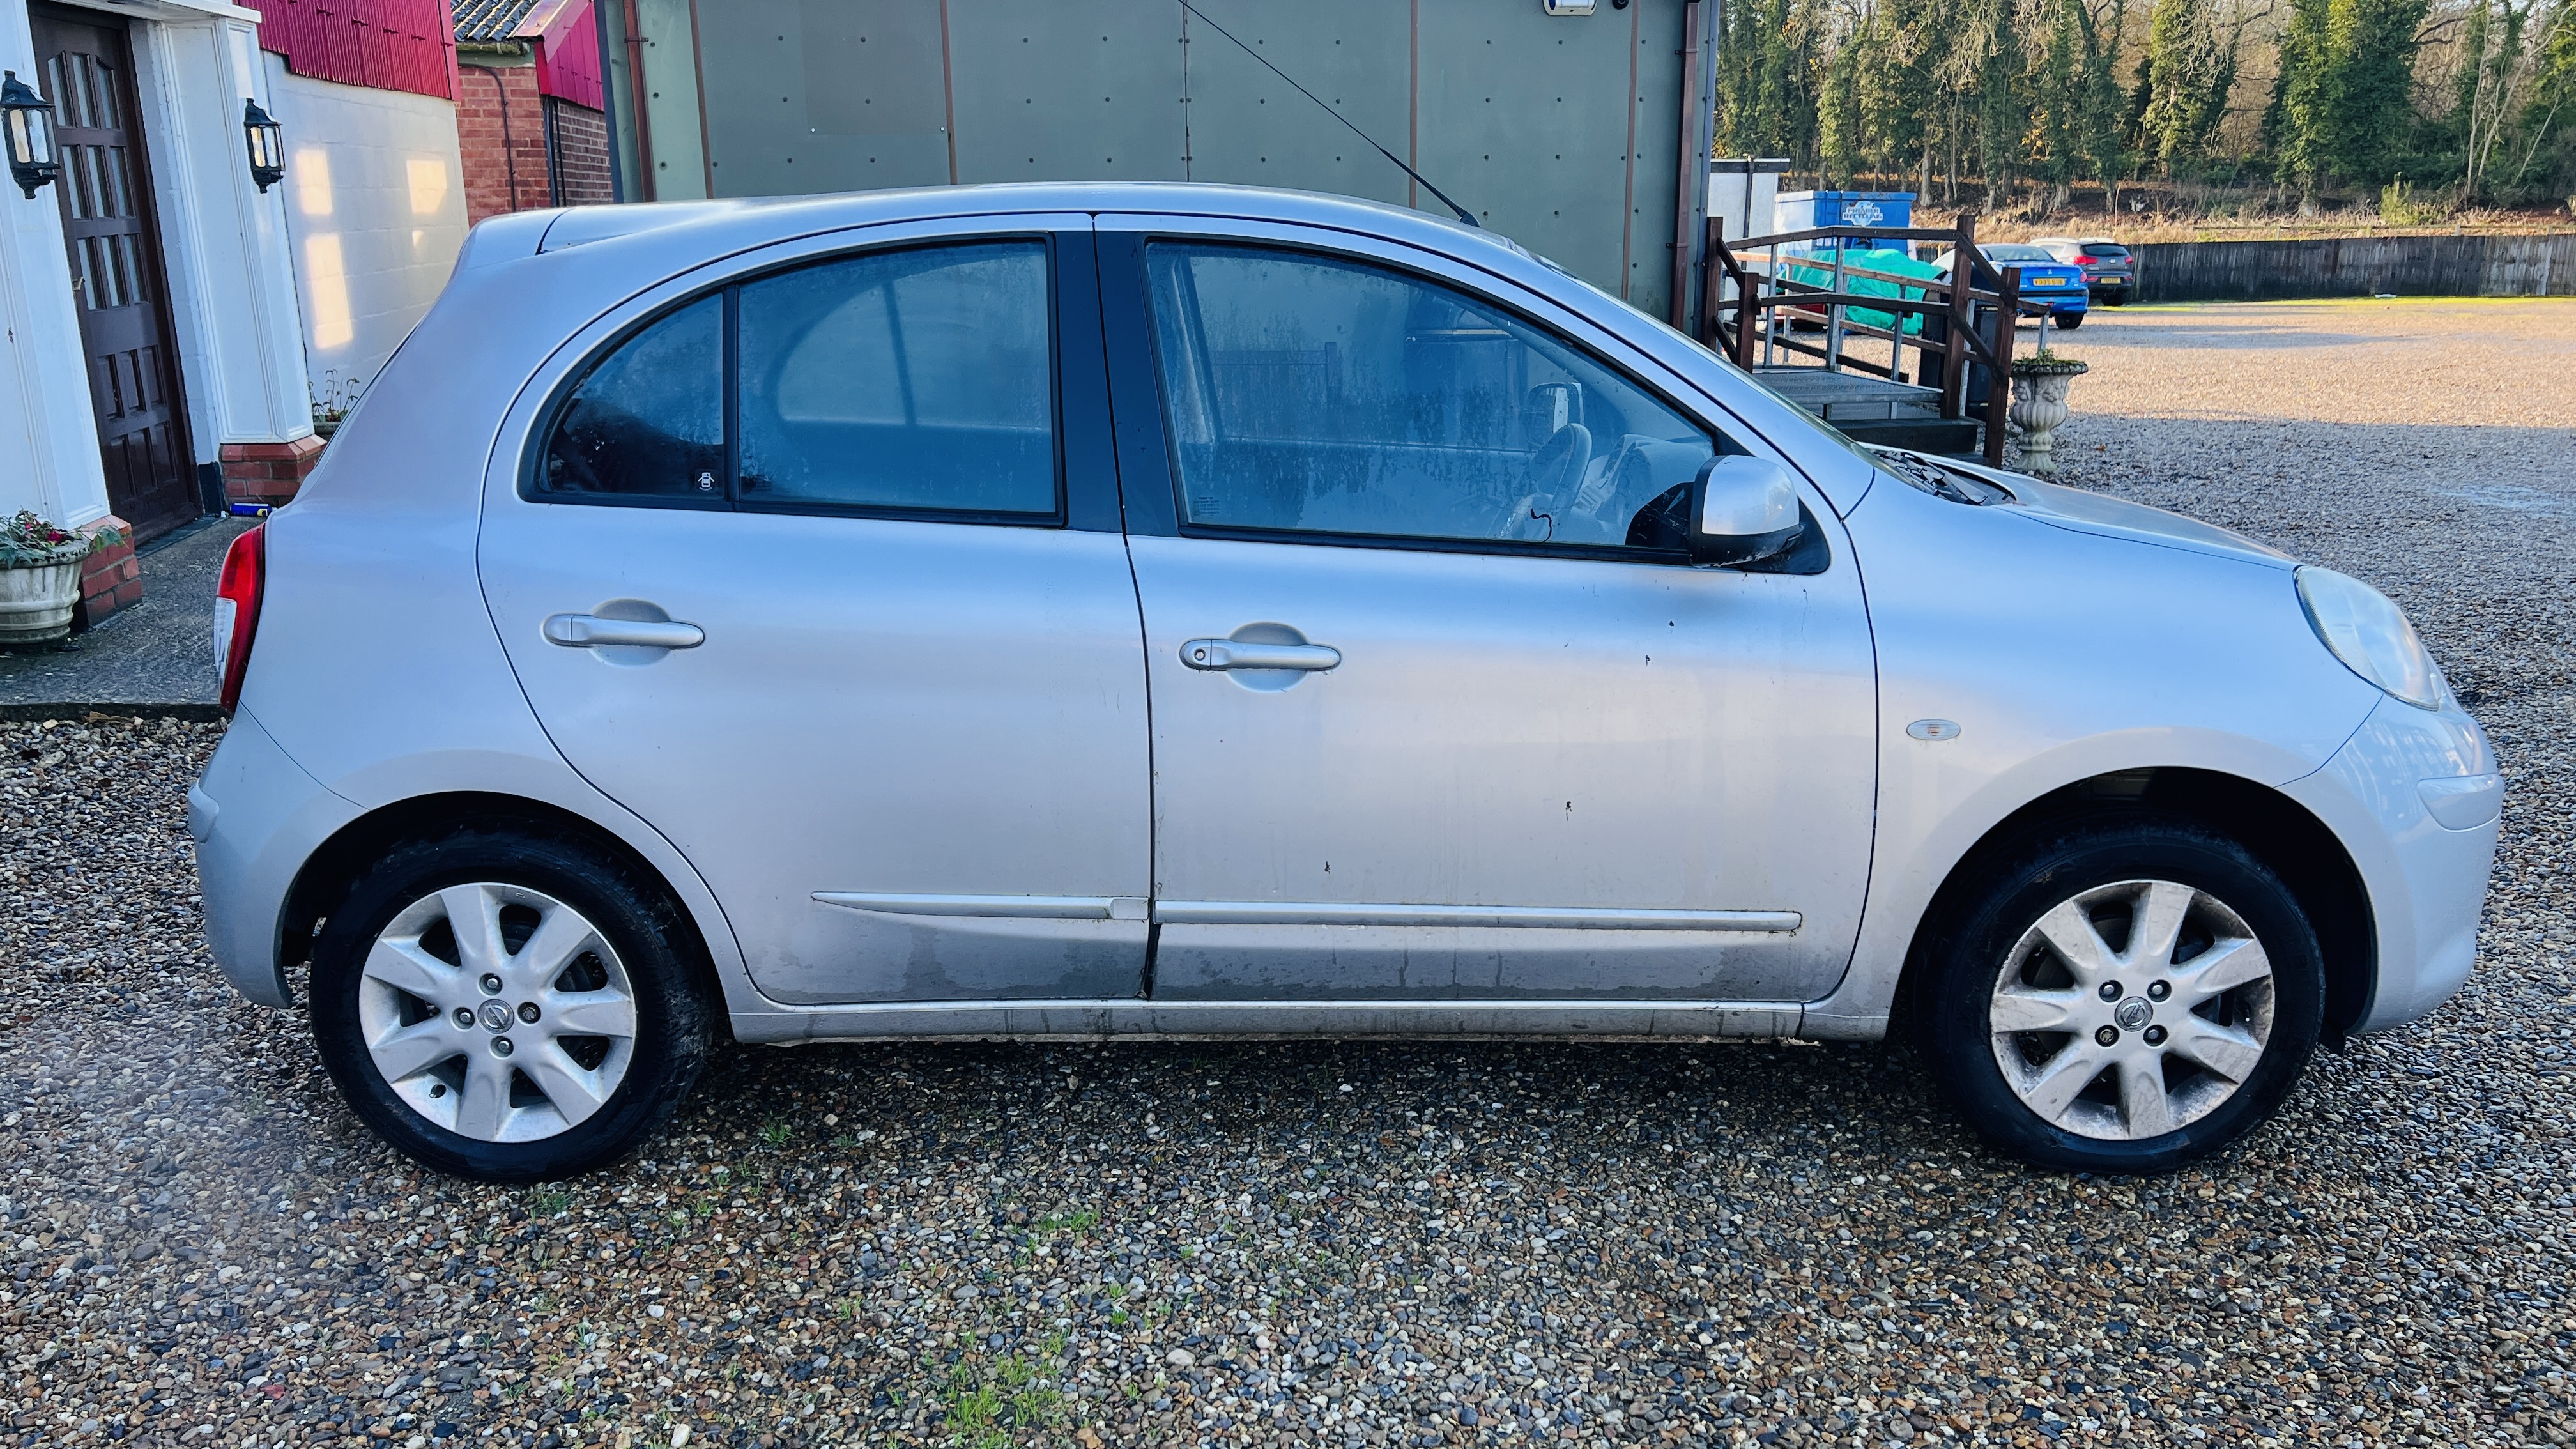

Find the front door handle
[[544, 613, 705, 650], [1181, 638, 1341, 671]]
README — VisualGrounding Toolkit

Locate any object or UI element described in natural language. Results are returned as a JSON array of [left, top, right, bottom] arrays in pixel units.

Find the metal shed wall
[[600, 0, 1712, 321]]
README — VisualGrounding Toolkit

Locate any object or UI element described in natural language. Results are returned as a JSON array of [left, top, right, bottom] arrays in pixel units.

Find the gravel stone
[[0, 298, 2569, 1448]]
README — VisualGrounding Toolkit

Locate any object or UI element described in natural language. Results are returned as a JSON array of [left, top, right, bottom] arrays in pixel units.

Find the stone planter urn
[[0, 512, 107, 646], [2007, 355, 2089, 479]]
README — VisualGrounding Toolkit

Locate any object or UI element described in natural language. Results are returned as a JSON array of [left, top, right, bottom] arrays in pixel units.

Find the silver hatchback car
[[192, 184, 2499, 1182]]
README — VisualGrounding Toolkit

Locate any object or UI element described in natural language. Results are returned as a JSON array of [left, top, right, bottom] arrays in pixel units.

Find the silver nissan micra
[[191, 183, 2500, 1182]]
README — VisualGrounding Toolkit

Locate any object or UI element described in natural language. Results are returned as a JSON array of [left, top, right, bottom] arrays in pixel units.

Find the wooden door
[[33, 6, 198, 542]]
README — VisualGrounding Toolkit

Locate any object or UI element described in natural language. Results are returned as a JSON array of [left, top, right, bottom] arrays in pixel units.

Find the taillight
[[213, 524, 265, 714], [2076, 254, 2103, 264]]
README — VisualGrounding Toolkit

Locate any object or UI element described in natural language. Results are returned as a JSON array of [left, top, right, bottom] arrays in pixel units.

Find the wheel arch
[[1889, 766, 2377, 1046], [276, 791, 734, 1038]]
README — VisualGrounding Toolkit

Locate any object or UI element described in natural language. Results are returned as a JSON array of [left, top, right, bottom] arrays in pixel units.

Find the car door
[[1098, 225, 1878, 1003], [479, 218, 1154, 1005]]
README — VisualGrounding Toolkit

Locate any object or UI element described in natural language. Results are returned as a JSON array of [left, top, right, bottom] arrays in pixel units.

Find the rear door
[[479, 218, 1154, 1004]]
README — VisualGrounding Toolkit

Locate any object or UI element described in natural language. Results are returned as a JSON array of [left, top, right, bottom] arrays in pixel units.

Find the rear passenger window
[[534, 240, 1059, 519], [738, 243, 1057, 516], [542, 294, 724, 500]]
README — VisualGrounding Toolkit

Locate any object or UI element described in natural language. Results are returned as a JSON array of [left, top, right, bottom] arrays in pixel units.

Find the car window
[[1983, 245, 2053, 263], [737, 242, 1057, 516], [1146, 243, 1717, 551], [542, 294, 725, 500]]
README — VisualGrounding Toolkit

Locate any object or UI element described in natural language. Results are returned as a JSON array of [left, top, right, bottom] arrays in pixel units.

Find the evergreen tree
[[2034, 0, 2088, 184], [2078, 0, 2140, 200], [1819, 20, 1871, 184], [2141, 0, 2239, 171], [2269, 0, 2336, 185], [2326, 0, 2435, 181]]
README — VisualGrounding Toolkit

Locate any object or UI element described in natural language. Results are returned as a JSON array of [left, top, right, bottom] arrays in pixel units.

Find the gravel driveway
[[3, 298, 2571, 1449]]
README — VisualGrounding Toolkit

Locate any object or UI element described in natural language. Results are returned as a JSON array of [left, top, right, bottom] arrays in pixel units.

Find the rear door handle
[[1180, 638, 1341, 671], [543, 613, 705, 650]]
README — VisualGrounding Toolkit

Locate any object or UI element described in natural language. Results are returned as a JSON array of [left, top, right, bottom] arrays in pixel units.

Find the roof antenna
[[1175, 0, 1480, 229]]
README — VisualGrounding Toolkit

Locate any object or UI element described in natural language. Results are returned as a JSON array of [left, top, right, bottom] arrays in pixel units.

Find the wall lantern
[[2, 72, 59, 200], [243, 97, 285, 193]]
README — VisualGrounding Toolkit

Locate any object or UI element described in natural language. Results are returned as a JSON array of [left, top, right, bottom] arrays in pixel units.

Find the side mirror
[[1689, 454, 1805, 566]]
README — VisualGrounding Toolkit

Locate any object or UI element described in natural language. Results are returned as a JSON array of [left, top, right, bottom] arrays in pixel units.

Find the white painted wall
[[132, 7, 316, 466], [0, 1, 112, 527], [264, 56, 466, 413]]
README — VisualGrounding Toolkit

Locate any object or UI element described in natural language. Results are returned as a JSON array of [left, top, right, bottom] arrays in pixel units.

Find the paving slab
[[0, 515, 249, 708]]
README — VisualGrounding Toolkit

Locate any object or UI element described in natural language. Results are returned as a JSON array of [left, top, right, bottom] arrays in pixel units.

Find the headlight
[[2295, 566, 2447, 710]]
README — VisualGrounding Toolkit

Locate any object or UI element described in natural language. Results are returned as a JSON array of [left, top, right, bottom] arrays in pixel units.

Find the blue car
[[1933, 242, 2091, 329]]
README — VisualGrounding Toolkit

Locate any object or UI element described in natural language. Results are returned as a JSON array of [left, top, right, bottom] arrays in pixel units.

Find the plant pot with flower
[[2007, 351, 2089, 479], [0, 512, 114, 646]]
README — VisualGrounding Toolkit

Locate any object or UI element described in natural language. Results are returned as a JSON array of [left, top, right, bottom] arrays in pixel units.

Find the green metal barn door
[[681, 1, 1699, 316], [1415, 0, 1689, 319]]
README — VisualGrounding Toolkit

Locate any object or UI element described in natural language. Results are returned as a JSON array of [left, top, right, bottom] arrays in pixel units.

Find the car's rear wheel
[[1917, 817, 2324, 1173], [2055, 311, 2085, 329], [309, 828, 714, 1182], [2103, 292, 2128, 305]]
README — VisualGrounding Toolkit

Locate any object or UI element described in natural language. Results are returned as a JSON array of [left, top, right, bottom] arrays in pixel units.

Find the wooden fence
[[2133, 233, 2576, 302]]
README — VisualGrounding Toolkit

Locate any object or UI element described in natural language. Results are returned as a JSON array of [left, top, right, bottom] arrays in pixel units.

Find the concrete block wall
[[268, 57, 471, 425]]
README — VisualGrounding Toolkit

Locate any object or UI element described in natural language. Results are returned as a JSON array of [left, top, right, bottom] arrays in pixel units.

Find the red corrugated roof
[[254, 0, 458, 103]]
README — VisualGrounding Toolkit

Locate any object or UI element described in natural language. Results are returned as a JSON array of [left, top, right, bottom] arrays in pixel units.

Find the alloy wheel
[[355, 882, 639, 1143], [1987, 878, 2276, 1141]]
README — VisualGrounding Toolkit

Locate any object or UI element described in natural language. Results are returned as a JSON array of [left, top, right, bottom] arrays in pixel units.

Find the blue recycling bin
[[1774, 190, 1914, 253]]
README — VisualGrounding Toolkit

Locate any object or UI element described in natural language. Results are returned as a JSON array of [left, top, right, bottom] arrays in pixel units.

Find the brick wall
[[456, 62, 553, 225], [546, 100, 615, 207], [74, 516, 138, 632]]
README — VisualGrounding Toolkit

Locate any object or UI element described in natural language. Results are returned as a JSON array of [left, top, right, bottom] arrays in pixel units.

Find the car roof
[[459, 181, 1513, 272]]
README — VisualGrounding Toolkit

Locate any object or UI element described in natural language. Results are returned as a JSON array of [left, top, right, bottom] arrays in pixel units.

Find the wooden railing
[[1696, 213, 2055, 467]]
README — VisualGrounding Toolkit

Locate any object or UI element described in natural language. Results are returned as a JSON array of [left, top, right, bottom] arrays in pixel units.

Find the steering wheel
[[1494, 423, 1592, 540]]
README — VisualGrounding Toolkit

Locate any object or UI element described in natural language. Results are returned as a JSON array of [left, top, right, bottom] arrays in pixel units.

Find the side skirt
[[731, 998, 1809, 1045]]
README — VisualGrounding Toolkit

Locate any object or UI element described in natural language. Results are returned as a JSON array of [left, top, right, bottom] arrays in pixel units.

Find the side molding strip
[[815, 893, 1151, 922], [1153, 901, 1802, 931], [815, 896, 1800, 933]]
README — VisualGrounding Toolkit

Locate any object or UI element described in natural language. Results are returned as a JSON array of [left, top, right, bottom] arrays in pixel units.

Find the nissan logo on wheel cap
[[479, 1002, 514, 1032], [2114, 997, 2154, 1031]]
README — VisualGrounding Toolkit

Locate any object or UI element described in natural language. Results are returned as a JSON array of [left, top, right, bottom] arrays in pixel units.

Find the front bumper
[[2282, 696, 2502, 1032], [192, 709, 363, 1007]]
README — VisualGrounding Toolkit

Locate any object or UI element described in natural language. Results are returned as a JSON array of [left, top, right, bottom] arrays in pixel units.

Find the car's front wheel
[[309, 828, 714, 1182], [1917, 817, 2324, 1173]]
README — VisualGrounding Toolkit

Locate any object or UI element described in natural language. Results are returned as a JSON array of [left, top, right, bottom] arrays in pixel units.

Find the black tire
[[2103, 292, 2128, 306], [2055, 311, 2085, 330], [1915, 816, 2324, 1174], [309, 827, 714, 1182]]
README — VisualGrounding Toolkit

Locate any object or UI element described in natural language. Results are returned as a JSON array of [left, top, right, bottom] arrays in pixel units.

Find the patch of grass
[[944, 1370, 1006, 1449], [937, 1349, 1067, 1446], [757, 1119, 793, 1146], [527, 1188, 572, 1217], [1035, 1208, 1100, 1234]]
